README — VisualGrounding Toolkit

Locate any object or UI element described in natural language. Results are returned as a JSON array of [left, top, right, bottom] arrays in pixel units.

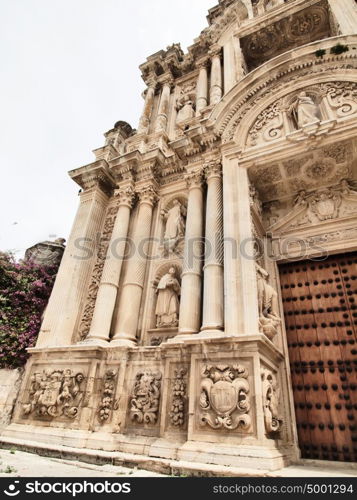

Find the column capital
[[114, 185, 136, 208], [204, 159, 222, 180], [137, 184, 159, 206], [196, 57, 210, 70], [157, 74, 174, 90], [209, 44, 222, 59], [185, 169, 204, 190]]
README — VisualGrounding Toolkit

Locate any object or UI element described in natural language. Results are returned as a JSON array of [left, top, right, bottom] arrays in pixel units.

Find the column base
[[110, 338, 137, 348], [77, 337, 109, 347]]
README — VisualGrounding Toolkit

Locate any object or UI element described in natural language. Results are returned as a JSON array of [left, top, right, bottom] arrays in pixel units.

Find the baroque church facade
[[3, 0, 357, 470]]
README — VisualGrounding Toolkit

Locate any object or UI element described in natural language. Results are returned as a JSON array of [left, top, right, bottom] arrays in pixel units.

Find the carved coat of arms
[[199, 365, 252, 431], [22, 369, 84, 419]]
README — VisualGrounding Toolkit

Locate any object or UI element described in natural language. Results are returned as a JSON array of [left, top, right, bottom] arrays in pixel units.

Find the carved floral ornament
[[246, 82, 357, 148], [199, 364, 252, 431], [97, 370, 119, 423], [169, 368, 187, 427], [22, 369, 85, 419]]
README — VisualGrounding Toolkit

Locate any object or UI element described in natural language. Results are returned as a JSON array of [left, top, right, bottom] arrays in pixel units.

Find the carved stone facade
[[2, 0, 357, 473]]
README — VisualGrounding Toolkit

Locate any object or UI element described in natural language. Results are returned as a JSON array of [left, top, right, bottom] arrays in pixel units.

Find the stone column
[[223, 38, 236, 94], [178, 170, 204, 335], [36, 185, 109, 348], [233, 36, 246, 81], [137, 82, 156, 134], [210, 46, 223, 105], [155, 78, 172, 133], [84, 185, 135, 345], [196, 59, 208, 115], [111, 184, 158, 346], [222, 153, 260, 336], [201, 161, 224, 333], [328, 0, 357, 35]]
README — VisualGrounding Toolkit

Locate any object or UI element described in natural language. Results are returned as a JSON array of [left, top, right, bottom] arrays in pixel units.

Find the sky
[[0, 0, 214, 257]]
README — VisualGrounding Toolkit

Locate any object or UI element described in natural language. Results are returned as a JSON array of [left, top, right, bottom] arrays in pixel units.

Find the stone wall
[[0, 369, 23, 428]]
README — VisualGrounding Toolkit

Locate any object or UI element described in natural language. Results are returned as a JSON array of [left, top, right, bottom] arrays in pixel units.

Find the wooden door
[[280, 253, 357, 462]]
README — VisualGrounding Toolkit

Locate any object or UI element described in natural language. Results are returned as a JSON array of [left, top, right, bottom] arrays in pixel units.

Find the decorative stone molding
[[261, 368, 283, 435], [22, 369, 84, 419], [78, 199, 120, 341], [97, 370, 119, 424], [199, 364, 251, 431], [169, 368, 187, 427], [130, 371, 162, 424]]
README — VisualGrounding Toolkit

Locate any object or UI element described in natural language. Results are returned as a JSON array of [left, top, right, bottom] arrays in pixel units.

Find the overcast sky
[[0, 0, 213, 257]]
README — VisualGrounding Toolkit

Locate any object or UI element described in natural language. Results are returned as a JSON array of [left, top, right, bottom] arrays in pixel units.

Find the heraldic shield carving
[[199, 365, 252, 431]]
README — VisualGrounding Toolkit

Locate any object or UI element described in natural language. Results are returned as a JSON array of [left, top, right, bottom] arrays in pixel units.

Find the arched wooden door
[[279, 253, 357, 462]]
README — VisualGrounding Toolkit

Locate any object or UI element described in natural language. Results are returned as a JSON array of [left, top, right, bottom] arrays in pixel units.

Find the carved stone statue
[[256, 263, 281, 340], [161, 199, 186, 255], [25, 238, 66, 267], [155, 268, 181, 328], [176, 95, 195, 123], [290, 92, 320, 128]]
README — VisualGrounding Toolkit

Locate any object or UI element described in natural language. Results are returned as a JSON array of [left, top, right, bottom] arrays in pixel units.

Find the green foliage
[[330, 44, 349, 55], [315, 49, 326, 58], [0, 252, 57, 369]]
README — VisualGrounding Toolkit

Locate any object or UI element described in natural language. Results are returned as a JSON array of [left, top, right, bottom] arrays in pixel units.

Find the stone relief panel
[[249, 140, 353, 204], [268, 180, 357, 234], [22, 369, 85, 420], [97, 369, 119, 424], [261, 368, 283, 436], [199, 364, 252, 431], [241, 1, 330, 70], [169, 368, 188, 428], [247, 83, 357, 149], [130, 371, 162, 425]]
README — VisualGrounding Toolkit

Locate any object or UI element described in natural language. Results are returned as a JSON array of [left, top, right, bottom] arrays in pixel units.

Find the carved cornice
[[69, 161, 116, 195]]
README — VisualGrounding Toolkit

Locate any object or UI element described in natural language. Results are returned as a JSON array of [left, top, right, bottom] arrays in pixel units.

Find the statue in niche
[[290, 92, 320, 129], [161, 199, 186, 255], [256, 263, 281, 341], [155, 268, 181, 328], [176, 95, 195, 123]]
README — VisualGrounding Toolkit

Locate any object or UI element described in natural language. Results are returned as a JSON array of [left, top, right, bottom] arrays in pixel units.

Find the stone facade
[[2, 0, 357, 471]]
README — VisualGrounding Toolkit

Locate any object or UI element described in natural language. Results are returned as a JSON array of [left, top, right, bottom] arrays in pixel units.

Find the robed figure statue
[[155, 268, 181, 328]]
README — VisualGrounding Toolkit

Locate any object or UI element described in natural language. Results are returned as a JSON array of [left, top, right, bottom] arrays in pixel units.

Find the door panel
[[280, 253, 357, 462]]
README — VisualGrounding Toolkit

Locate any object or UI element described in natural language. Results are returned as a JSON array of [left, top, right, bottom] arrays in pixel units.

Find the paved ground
[[0, 448, 356, 478], [0, 449, 163, 477]]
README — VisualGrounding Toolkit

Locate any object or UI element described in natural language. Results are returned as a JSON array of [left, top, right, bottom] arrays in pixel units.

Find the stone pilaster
[[84, 185, 135, 345], [137, 82, 156, 134], [111, 184, 158, 346], [328, 0, 357, 35], [201, 160, 224, 333], [209, 46, 223, 105], [178, 169, 204, 335], [36, 185, 109, 348], [195, 59, 209, 115], [155, 78, 172, 133], [222, 153, 260, 336]]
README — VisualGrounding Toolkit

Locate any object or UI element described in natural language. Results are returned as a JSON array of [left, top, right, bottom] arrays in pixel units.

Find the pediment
[[269, 182, 357, 234]]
